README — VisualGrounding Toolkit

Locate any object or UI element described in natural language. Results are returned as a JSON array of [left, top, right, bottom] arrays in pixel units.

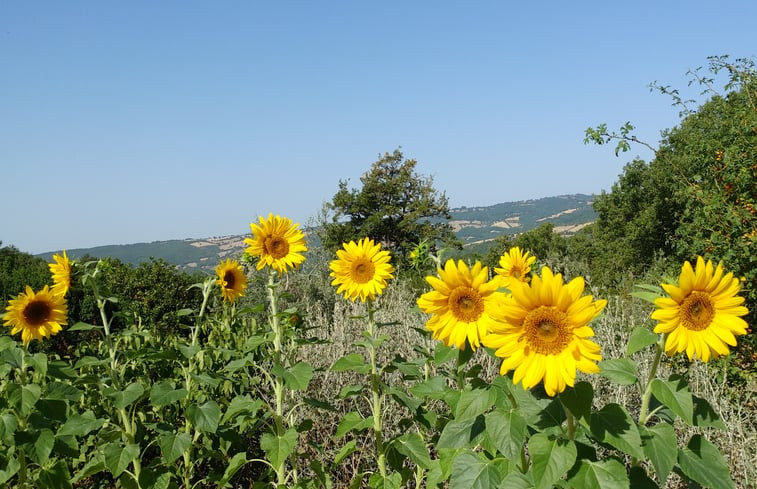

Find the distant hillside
[[450, 193, 595, 245], [37, 194, 595, 272]]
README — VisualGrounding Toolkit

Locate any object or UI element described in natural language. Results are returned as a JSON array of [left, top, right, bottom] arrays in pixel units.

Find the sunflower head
[[417, 259, 506, 351], [651, 256, 748, 362], [215, 259, 248, 303], [3, 285, 68, 346], [49, 250, 72, 296], [494, 246, 536, 288], [483, 266, 606, 396], [329, 238, 395, 302], [244, 214, 308, 274]]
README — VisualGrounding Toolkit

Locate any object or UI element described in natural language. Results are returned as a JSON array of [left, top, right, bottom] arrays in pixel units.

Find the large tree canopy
[[586, 55, 756, 314], [320, 149, 459, 266]]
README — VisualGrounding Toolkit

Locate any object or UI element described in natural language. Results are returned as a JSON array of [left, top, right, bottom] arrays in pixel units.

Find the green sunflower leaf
[[569, 459, 630, 489], [484, 408, 527, 459], [589, 403, 644, 459], [159, 432, 191, 464], [527, 433, 577, 489], [650, 375, 693, 425], [260, 429, 298, 470], [450, 450, 508, 489], [599, 358, 638, 385], [107, 382, 145, 410], [390, 432, 432, 469], [639, 423, 676, 484], [186, 400, 221, 433], [678, 434, 735, 489], [626, 327, 659, 356]]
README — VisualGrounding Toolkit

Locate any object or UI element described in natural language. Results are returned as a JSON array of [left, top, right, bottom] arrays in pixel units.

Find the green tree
[[0, 244, 50, 301], [585, 55, 756, 372], [320, 149, 460, 266]]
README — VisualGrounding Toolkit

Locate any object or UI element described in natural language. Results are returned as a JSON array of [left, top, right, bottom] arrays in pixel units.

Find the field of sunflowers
[[1, 213, 752, 489]]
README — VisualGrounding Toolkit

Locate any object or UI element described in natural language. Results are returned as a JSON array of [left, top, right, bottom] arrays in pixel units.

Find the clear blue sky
[[2, 1, 755, 254]]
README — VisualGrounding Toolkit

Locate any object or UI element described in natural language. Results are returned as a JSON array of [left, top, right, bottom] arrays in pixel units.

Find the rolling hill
[[36, 194, 595, 272]]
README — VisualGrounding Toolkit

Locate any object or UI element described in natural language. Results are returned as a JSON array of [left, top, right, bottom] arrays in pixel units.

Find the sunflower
[[244, 214, 307, 274], [329, 238, 395, 302], [49, 250, 72, 296], [494, 246, 536, 288], [651, 256, 748, 362], [483, 266, 606, 396], [417, 259, 506, 351], [4, 285, 68, 346], [215, 259, 248, 303]]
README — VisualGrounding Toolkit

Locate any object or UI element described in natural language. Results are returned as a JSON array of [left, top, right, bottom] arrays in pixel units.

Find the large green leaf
[[57, 411, 107, 437], [27, 352, 48, 377], [569, 459, 630, 489], [409, 375, 447, 400], [149, 381, 188, 408], [186, 400, 221, 433], [260, 428, 298, 469], [44, 381, 83, 401], [7, 383, 41, 416], [0, 413, 17, 444], [107, 382, 145, 410], [331, 353, 370, 373], [678, 434, 735, 489], [72, 454, 106, 482], [626, 327, 659, 356], [159, 432, 191, 464], [335, 411, 374, 438], [528, 433, 577, 489], [559, 382, 594, 421], [37, 459, 73, 489], [638, 423, 676, 484], [455, 387, 496, 421], [0, 455, 20, 485], [589, 403, 644, 459], [437, 415, 485, 449], [103, 442, 140, 478], [390, 433, 432, 469], [598, 358, 638, 385], [692, 395, 726, 429], [450, 450, 508, 489], [484, 408, 527, 459], [221, 395, 263, 424], [215, 452, 248, 488], [334, 439, 358, 465], [272, 362, 314, 391], [368, 471, 402, 489], [650, 375, 693, 425], [33, 428, 55, 465]]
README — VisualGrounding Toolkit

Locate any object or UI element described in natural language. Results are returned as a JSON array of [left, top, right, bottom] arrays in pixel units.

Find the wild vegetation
[[0, 57, 754, 489]]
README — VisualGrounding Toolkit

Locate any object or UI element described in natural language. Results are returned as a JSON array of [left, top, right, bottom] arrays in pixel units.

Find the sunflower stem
[[366, 301, 387, 478], [455, 348, 467, 390], [267, 271, 289, 487], [638, 334, 666, 427]]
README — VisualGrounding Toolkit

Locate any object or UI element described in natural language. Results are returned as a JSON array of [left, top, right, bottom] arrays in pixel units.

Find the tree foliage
[[0, 244, 50, 301], [585, 55, 756, 371], [320, 149, 460, 266]]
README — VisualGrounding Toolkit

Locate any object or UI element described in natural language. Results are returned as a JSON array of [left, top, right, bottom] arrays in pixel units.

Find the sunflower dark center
[[523, 306, 571, 355], [350, 258, 375, 284], [23, 300, 52, 327], [449, 286, 484, 322], [223, 270, 236, 288], [265, 236, 290, 259], [681, 291, 715, 331]]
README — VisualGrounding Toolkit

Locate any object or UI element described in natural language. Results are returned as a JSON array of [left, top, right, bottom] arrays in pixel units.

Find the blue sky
[[2, 2, 755, 254]]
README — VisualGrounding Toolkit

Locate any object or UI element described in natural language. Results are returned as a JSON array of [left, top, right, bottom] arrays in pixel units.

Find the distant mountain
[[37, 194, 595, 272], [450, 193, 595, 245]]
